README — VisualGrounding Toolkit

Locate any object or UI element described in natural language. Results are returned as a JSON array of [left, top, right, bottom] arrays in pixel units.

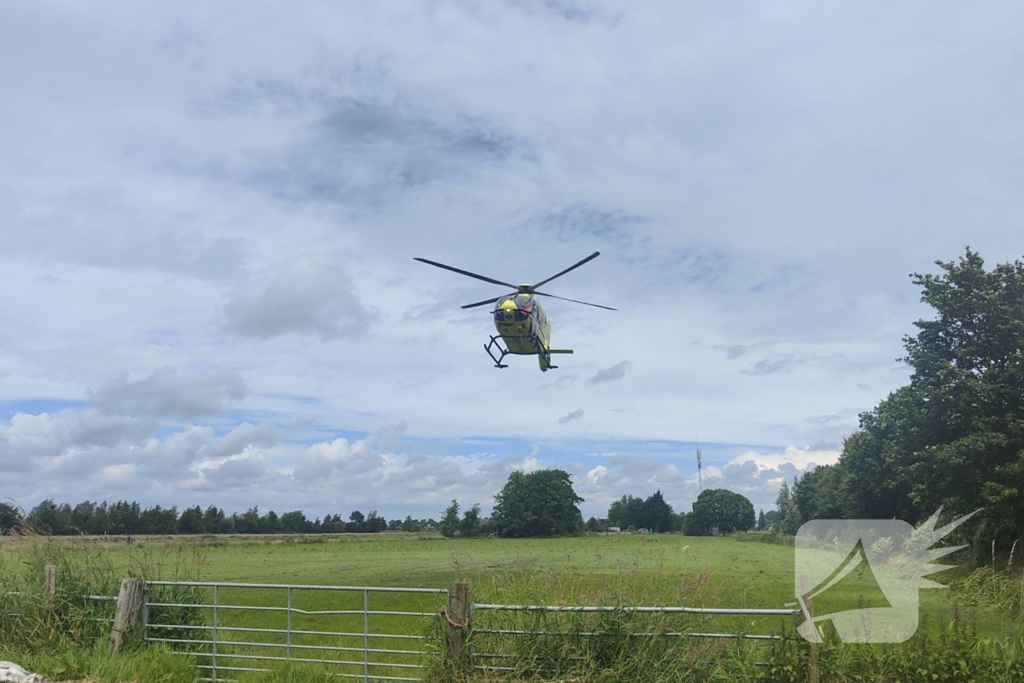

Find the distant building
[[609, 526, 621, 533]]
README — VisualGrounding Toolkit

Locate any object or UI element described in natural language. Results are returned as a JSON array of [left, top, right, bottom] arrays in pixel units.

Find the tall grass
[[756, 610, 1024, 683], [421, 545, 1024, 683], [436, 608, 1024, 682], [950, 567, 1023, 616], [0, 532, 205, 655], [5, 641, 197, 683], [424, 550, 788, 683], [731, 531, 796, 546], [1, 536, 124, 650]]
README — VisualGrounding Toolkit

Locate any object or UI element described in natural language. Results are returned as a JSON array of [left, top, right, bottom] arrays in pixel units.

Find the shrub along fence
[[465, 597, 804, 681]]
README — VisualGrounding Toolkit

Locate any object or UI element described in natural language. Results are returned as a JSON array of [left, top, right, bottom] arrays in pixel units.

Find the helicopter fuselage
[[414, 251, 609, 371], [492, 293, 553, 370]]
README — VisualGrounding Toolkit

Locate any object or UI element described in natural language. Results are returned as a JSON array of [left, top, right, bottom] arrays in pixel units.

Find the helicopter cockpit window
[[514, 295, 532, 309]]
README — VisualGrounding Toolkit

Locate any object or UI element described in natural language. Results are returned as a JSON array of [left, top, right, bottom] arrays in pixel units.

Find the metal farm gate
[[143, 581, 449, 682]]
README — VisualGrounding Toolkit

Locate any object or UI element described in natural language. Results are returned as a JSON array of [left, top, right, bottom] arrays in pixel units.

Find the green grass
[[2, 532, 1022, 682], [2, 642, 198, 683]]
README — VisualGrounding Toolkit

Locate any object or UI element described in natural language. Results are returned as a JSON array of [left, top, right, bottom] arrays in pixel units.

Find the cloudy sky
[[1, 1, 1021, 522]]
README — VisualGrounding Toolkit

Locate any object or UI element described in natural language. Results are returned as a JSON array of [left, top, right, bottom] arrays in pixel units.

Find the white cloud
[[67, 411, 156, 447], [91, 368, 246, 418], [0, 412, 69, 465], [1, 2, 1021, 516], [100, 464, 136, 488], [568, 445, 840, 517], [726, 446, 841, 472], [586, 361, 632, 385], [558, 409, 585, 424], [204, 422, 278, 459], [293, 437, 383, 481], [201, 450, 267, 485], [223, 256, 375, 339]]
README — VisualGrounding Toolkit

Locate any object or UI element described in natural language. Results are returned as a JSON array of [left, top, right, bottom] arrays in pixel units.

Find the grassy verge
[[1, 642, 197, 683]]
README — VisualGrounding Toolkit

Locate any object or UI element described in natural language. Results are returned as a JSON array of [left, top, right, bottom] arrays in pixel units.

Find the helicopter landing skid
[[485, 335, 564, 370], [533, 337, 558, 370], [484, 335, 511, 368]]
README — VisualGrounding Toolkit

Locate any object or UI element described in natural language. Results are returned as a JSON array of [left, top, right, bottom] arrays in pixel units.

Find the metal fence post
[[799, 573, 819, 683], [286, 587, 293, 662], [363, 589, 370, 683], [212, 585, 219, 682], [141, 583, 149, 642]]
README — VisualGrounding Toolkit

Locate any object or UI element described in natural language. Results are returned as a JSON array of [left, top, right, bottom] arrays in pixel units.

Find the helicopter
[[414, 251, 615, 371]]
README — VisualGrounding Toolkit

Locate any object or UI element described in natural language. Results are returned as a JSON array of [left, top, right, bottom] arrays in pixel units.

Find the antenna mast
[[696, 440, 702, 492]]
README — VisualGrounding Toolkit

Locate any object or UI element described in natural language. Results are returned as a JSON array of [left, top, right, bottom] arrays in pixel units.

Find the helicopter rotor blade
[[531, 251, 601, 290], [413, 257, 518, 289], [534, 291, 617, 311], [461, 296, 505, 310]]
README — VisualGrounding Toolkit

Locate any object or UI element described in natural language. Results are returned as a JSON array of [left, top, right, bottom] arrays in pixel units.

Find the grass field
[[2, 532, 1022, 682]]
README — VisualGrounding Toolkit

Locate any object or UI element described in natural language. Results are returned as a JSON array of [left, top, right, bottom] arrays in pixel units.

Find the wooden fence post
[[799, 573, 819, 683], [448, 582, 469, 665], [44, 565, 56, 598], [109, 578, 145, 653]]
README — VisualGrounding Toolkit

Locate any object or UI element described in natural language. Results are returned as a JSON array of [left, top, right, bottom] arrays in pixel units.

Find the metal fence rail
[[144, 581, 448, 683], [469, 602, 801, 674], [2, 589, 118, 624]]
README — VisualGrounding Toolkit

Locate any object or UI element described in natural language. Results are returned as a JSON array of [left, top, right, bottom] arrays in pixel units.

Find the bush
[[0, 535, 205, 653], [949, 567, 1024, 617]]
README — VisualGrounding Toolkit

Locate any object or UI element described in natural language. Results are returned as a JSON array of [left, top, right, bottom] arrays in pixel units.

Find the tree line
[[4, 473, 765, 540], [5, 446, 767, 541], [771, 250, 1024, 561], [439, 469, 585, 538], [437, 472, 760, 539], [598, 488, 757, 536], [1, 499, 439, 536]]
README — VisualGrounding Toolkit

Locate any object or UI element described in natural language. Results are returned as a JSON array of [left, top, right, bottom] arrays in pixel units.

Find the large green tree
[[1, 502, 22, 534], [491, 469, 584, 538], [791, 465, 843, 525], [460, 504, 482, 538], [606, 491, 675, 532], [178, 505, 203, 534], [901, 250, 1024, 546], [641, 490, 675, 533], [607, 494, 644, 529], [440, 500, 460, 538], [687, 488, 755, 536], [281, 510, 310, 533], [27, 499, 73, 535], [773, 482, 800, 535], [788, 250, 1024, 552]]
